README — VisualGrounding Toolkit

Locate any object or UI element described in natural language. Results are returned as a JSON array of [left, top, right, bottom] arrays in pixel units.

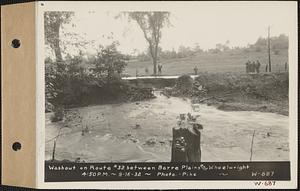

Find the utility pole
[[268, 26, 271, 72]]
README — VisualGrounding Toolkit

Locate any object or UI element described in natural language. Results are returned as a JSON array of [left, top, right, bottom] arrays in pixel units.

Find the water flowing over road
[[46, 91, 289, 162]]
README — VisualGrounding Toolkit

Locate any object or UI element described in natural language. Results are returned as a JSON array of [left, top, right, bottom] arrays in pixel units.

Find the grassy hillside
[[124, 49, 288, 76]]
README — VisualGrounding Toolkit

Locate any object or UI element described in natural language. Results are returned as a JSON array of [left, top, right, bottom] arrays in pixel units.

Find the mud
[[46, 91, 289, 162]]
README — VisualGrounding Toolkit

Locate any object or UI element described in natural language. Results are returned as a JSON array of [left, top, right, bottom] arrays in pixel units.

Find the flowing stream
[[46, 91, 289, 162]]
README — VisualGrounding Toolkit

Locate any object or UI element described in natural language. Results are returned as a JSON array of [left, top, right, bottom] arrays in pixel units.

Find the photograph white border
[[36, 1, 298, 189]]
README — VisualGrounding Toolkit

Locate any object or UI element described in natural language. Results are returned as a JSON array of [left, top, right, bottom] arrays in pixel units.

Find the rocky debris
[[124, 133, 132, 138], [120, 133, 139, 144], [132, 123, 141, 129], [75, 157, 86, 163], [158, 140, 166, 145], [129, 137, 139, 143], [144, 137, 157, 146]]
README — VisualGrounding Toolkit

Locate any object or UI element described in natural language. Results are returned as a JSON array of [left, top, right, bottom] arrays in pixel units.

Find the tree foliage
[[45, 53, 91, 108], [91, 42, 129, 85], [127, 12, 171, 75], [135, 45, 202, 61], [44, 11, 74, 61], [45, 41, 131, 111], [254, 34, 288, 54]]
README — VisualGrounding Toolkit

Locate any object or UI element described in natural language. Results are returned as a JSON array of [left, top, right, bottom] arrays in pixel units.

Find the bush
[[46, 42, 131, 109], [176, 75, 193, 92], [162, 75, 194, 97], [50, 107, 64, 122]]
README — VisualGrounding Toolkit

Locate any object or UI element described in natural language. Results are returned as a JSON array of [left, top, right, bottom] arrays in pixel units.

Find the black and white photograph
[[0, 1, 297, 189], [41, 2, 296, 179]]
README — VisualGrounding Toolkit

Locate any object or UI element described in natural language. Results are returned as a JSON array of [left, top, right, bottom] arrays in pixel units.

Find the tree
[[127, 12, 170, 75], [44, 11, 74, 62], [178, 45, 194, 58], [215, 41, 230, 52], [194, 43, 203, 54], [91, 42, 129, 84]]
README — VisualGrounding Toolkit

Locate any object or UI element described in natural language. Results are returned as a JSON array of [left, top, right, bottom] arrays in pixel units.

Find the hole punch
[[11, 39, 21, 48], [12, 142, 22, 151]]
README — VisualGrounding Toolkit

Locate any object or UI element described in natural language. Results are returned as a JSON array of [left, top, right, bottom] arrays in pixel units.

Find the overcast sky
[[56, 1, 296, 55]]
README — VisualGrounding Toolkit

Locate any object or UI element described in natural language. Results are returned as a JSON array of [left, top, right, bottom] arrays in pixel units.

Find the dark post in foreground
[[171, 113, 202, 162]]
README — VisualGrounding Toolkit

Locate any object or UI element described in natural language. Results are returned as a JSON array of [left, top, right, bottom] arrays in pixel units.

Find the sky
[[56, 1, 296, 56]]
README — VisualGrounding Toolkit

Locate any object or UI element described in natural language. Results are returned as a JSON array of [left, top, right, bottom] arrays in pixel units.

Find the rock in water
[[144, 137, 157, 146], [132, 123, 141, 129]]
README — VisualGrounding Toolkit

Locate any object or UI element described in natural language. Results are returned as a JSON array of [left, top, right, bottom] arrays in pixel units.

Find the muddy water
[[46, 91, 289, 162]]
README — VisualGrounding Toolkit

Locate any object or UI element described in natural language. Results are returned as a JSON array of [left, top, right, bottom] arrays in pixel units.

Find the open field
[[125, 50, 288, 76]]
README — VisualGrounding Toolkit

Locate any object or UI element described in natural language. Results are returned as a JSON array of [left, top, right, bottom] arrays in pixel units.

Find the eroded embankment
[[168, 72, 289, 116]]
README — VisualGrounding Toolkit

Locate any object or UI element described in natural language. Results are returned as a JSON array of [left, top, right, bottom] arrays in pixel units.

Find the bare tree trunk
[[52, 22, 63, 62], [149, 44, 157, 75], [54, 41, 63, 62], [153, 59, 157, 75], [153, 42, 159, 76], [268, 26, 271, 72]]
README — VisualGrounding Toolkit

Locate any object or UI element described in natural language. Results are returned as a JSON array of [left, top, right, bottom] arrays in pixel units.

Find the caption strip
[[45, 162, 290, 182]]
